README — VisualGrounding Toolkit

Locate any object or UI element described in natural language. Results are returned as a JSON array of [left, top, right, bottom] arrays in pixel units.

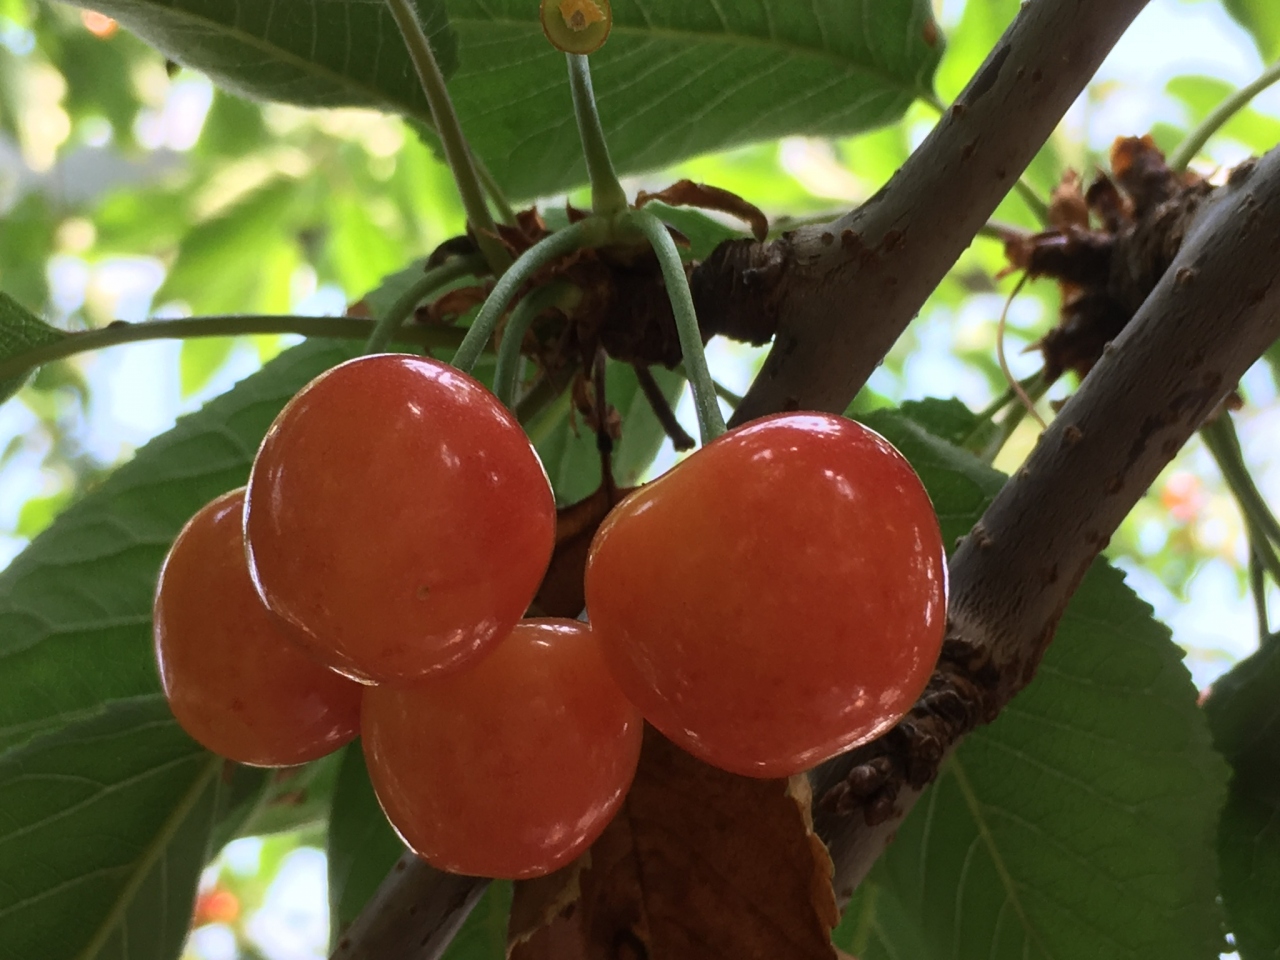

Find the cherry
[[584, 412, 947, 778], [244, 354, 556, 685], [153, 488, 362, 766], [362, 618, 643, 879]]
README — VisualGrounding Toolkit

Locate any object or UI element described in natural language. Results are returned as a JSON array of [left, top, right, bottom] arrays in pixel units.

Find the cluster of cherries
[[154, 352, 947, 880]]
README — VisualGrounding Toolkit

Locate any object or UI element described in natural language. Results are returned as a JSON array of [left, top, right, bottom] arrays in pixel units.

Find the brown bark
[[814, 145, 1280, 898]]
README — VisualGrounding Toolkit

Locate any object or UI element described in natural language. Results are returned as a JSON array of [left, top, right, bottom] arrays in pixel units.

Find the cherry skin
[[244, 354, 556, 684], [584, 412, 947, 779], [362, 618, 643, 879], [154, 488, 362, 766]]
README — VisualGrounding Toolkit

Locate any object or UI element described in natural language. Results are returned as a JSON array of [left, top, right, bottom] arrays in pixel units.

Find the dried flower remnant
[[542, 0, 612, 53]]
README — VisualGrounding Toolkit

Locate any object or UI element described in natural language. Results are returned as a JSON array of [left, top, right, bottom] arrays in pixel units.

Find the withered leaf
[[509, 727, 841, 960], [636, 180, 770, 243], [530, 482, 635, 619]]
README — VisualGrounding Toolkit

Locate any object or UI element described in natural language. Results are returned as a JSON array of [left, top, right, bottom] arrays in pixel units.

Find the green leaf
[[0, 338, 359, 757], [861, 407, 1005, 546], [328, 743, 407, 946], [1223, 0, 1280, 59], [1218, 789, 1280, 959], [534, 361, 684, 505], [0, 697, 223, 960], [1204, 639, 1280, 958], [845, 408, 1230, 960], [155, 178, 299, 314], [445, 0, 943, 199], [53, 0, 459, 119], [0, 292, 67, 405]]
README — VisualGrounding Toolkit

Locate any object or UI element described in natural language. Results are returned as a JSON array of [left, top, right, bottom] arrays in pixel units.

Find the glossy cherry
[[244, 354, 556, 684], [362, 618, 643, 879], [584, 412, 947, 778], [154, 488, 362, 766]]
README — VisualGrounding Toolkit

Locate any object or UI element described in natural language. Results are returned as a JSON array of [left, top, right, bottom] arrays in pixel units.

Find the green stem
[[363, 256, 482, 354], [1201, 414, 1280, 582], [0, 315, 463, 385], [977, 373, 1051, 463], [475, 157, 518, 226], [493, 281, 573, 408], [385, 0, 511, 273], [567, 53, 628, 218], [450, 218, 604, 373], [1249, 539, 1273, 643], [1169, 58, 1280, 172], [1012, 179, 1050, 226], [628, 208, 726, 443]]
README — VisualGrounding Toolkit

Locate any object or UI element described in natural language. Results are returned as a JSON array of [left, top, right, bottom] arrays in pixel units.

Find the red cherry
[[154, 489, 362, 766], [362, 618, 643, 879], [584, 412, 947, 778], [244, 354, 556, 684]]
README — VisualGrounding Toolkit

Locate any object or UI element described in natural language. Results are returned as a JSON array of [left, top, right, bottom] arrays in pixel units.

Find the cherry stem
[[450, 218, 604, 374], [0, 315, 464, 387], [493, 281, 574, 409], [566, 53, 628, 218], [363, 256, 484, 354], [1169, 57, 1280, 173], [384, 0, 511, 274], [1200, 413, 1280, 585], [628, 208, 727, 443]]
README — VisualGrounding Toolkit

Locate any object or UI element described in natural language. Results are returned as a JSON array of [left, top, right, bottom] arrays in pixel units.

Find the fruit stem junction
[[451, 218, 605, 374]]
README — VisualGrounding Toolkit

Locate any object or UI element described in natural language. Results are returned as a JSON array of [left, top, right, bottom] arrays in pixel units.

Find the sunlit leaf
[[444, 0, 943, 199], [52, 0, 459, 120], [1223, 0, 1280, 59]]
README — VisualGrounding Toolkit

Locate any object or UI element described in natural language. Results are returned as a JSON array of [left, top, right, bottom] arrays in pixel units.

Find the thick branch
[[330, 852, 486, 960], [815, 146, 1280, 897], [716, 0, 1150, 424]]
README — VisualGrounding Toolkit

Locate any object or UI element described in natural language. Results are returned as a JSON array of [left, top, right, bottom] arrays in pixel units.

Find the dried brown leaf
[[509, 727, 840, 960], [636, 180, 770, 242]]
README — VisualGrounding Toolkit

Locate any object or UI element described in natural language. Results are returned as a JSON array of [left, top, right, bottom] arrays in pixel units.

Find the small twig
[[0, 315, 464, 385], [633, 364, 695, 451]]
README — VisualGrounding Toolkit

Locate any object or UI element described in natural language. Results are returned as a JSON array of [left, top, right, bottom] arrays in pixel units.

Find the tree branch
[[330, 852, 487, 960], [813, 145, 1280, 898], [330, 1, 1159, 952], [709, 0, 1151, 424]]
